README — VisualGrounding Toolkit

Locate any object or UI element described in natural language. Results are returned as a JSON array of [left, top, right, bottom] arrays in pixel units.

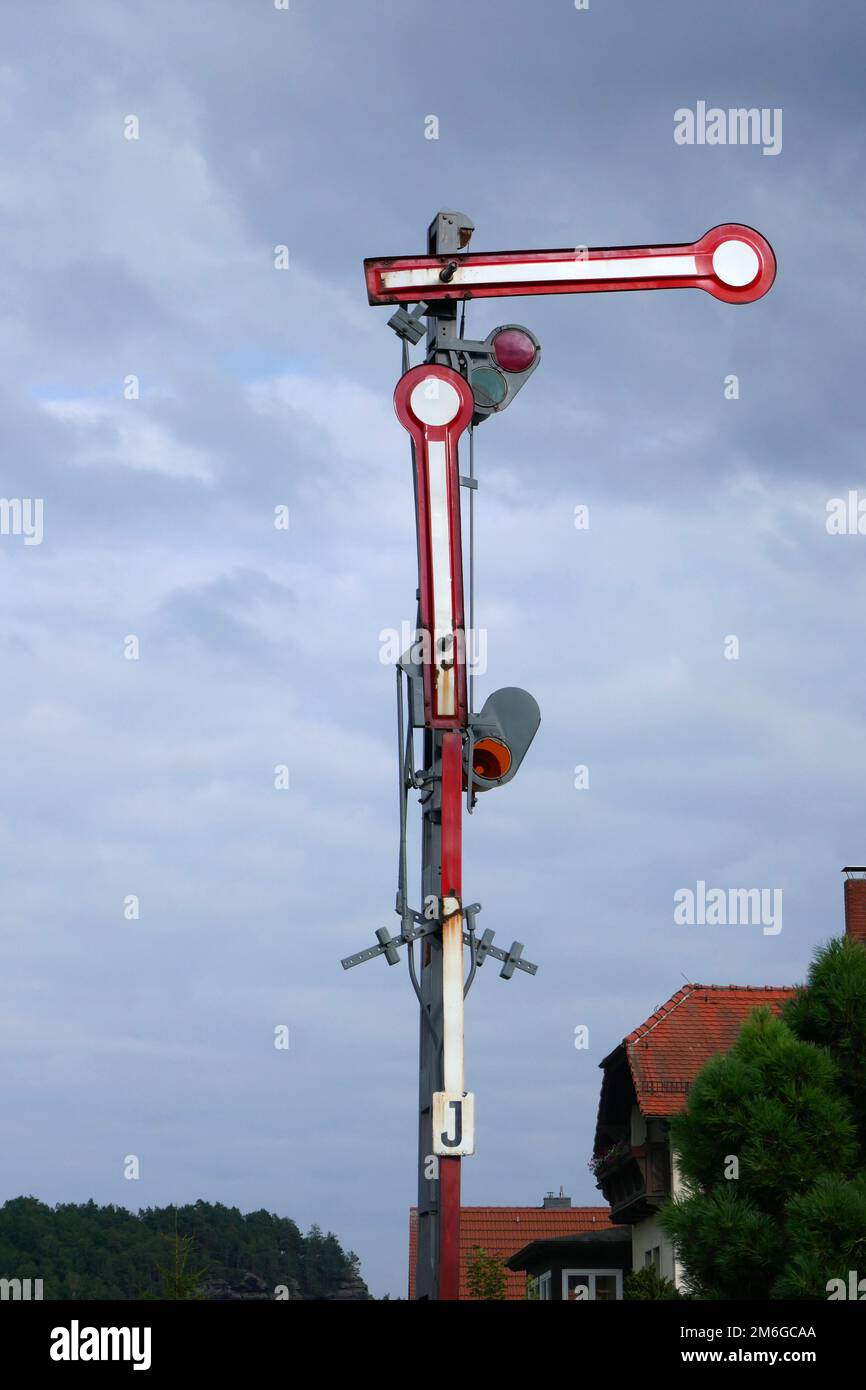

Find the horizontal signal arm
[[365, 224, 775, 307]]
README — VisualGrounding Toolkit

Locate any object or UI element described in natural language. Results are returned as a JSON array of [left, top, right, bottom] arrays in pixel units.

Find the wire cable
[[396, 666, 409, 922], [463, 922, 478, 999]]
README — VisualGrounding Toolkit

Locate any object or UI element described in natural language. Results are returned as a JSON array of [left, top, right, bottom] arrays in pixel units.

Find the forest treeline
[[0, 1196, 368, 1300]]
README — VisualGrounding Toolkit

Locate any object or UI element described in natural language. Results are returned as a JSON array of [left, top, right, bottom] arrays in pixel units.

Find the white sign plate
[[432, 1091, 475, 1157]]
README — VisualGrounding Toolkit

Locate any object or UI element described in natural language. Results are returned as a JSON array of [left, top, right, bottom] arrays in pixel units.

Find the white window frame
[[561, 1268, 623, 1301], [537, 1270, 552, 1301]]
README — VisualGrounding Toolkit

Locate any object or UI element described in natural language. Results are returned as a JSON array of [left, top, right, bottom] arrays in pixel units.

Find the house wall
[[670, 1148, 686, 1289], [631, 1212, 677, 1284], [630, 1144, 685, 1289]]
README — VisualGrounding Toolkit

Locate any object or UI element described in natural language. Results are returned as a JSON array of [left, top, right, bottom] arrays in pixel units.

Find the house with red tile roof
[[592, 983, 795, 1287], [409, 1195, 617, 1300], [590, 871, 866, 1288]]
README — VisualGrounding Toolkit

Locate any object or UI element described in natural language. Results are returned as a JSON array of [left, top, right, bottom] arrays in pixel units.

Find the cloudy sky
[[1, 0, 864, 1298]]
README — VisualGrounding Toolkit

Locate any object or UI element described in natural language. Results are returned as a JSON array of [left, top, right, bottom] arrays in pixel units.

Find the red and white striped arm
[[366, 223, 775, 307], [394, 365, 475, 732]]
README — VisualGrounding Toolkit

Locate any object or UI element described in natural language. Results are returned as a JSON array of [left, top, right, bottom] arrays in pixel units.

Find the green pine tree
[[784, 936, 866, 1146], [145, 1232, 208, 1301], [661, 936, 866, 1299]]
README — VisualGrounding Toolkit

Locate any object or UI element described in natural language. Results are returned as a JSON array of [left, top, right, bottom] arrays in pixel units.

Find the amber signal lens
[[472, 737, 512, 782]]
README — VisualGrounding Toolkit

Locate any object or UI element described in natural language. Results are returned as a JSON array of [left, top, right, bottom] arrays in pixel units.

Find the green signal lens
[[470, 366, 507, 411]]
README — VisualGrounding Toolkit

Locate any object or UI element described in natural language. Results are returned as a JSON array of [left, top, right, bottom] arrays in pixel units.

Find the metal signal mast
[[342, 209, 775, 1300]]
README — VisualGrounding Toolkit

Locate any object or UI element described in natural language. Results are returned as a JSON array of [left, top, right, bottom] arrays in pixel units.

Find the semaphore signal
[[342, 207, 775, 1300]]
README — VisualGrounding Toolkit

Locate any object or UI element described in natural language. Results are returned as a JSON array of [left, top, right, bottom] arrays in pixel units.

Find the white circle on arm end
[[712, 239, 760, 288], [410, 377, 461, 426]]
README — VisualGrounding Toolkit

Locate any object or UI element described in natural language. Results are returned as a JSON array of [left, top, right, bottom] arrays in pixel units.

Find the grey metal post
[[347, 209, 539, 1296], [414, 729, 444, 1300], [425, 209, 474, 364]]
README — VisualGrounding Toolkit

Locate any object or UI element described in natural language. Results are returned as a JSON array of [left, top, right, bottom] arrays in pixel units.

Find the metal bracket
[[464, 903, 482, 938], [463, 920, 537, 979], [342, 918, 434, 971], [342, 902, 479, 972], [341, 902, 537, 980], [500, 941, 531, 980], [387, 301, 429, 345], [341, 903, 448, 972]]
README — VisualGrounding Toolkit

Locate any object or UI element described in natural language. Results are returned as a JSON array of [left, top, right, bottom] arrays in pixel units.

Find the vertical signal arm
[[394, 365, 475, 731]]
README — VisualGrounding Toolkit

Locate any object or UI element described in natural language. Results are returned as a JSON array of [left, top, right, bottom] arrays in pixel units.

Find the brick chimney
[[843, 868, 866, 945]]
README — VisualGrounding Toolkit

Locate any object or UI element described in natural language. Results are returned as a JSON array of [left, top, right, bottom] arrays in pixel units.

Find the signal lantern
[[467, 324, 540, 424], [465, 687, 540, 795]]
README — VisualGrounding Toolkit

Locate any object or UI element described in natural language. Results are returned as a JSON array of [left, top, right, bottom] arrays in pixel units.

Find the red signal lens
[[492, 328, 537, 373]]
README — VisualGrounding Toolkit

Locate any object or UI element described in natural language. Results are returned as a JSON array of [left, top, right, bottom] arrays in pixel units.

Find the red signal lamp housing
[[467, 324, 541, 423], [465, 687, 541, 794]]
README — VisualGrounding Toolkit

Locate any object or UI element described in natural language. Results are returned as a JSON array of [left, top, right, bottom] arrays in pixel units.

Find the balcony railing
[[595, 1141, 671, 1222]]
